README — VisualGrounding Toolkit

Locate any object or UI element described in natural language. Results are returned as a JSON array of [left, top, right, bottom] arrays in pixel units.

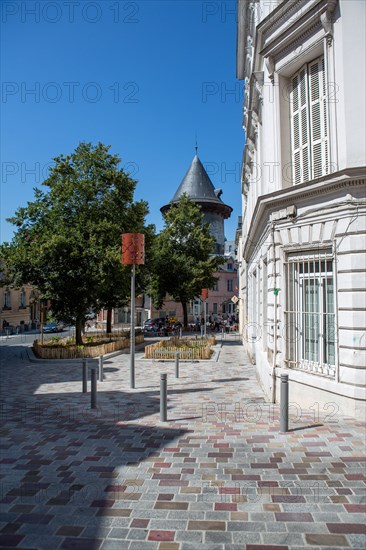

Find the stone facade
[[236, 0, 366, 416], [0, 284, 40, 330]]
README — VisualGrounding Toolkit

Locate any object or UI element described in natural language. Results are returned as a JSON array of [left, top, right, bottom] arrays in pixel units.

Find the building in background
[[149, 150, 238, 324], [0, 283, 40, 331], [236, 0, 365, 416]]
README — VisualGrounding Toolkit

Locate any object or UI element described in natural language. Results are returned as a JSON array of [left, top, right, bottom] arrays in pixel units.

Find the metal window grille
[[284, 250, 336, 378]]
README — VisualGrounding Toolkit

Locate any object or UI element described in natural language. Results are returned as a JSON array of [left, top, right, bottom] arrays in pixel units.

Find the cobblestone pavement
[[0, 334, 365, 549]]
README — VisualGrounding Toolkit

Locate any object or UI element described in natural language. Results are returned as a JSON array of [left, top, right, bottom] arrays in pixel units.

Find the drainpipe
[[271, 223, 277, 403]]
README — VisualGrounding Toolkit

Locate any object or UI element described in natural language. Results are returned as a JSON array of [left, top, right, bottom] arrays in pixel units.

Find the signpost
[[122, 233, 145, 389], [201, 289, 208, 338]]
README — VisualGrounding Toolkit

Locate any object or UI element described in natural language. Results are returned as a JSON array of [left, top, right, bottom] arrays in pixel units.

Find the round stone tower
[[160, 151, 232, 254]]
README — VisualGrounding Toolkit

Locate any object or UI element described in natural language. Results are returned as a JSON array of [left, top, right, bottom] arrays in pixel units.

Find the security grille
[[284, 251, 336, 377]]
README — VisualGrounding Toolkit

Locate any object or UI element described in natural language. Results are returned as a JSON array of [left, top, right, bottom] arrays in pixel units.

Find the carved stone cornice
[[243, 167, 366, 262], [265, 56, 275, 83], [320, 0, 337, 45], [258, 0, 338, 60]]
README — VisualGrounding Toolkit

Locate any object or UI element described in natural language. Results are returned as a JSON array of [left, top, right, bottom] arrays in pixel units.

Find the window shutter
[[309, 57, 329, 179], [290, 65, 311, 184]]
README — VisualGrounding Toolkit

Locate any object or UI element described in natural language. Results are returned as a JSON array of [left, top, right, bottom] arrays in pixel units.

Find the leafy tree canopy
[[150, 194, 223, 327], [1, 142, 154, 343]]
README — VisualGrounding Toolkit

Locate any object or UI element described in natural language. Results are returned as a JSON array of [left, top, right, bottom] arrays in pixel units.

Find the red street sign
[[121, 233, 145, 265]]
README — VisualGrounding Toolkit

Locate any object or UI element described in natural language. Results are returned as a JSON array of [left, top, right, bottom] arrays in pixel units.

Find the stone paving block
[[129, 541, 158, 549], [101, 540, 131, 550], [232, 531, 262, 544], [261, 533, 305, 545], [286, 522, 327, 533], [346, 534, 366, 547], [205, 530, 233, 543], [108, 528, 129, 539], [175, 529, 203, 542], [305, 533, 349, 546], [59, 537, 104, 548], [180, 544, 223, 550]]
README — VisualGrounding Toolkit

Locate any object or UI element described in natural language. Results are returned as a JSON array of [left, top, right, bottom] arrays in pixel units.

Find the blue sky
[[1, 0, 244, 243]]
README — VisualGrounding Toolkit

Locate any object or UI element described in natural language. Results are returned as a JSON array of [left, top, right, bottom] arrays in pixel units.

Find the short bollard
[[175, 352, 179, 378], [98, 355, 104, 382], [160, 373, 167, 422], [82, 359, 88, 393], [280, 374, 289, 432], [91, 367, 97, 409]]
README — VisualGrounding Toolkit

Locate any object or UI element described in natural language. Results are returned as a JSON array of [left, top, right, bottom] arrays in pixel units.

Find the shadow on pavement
[[0, 344, 190, 548]]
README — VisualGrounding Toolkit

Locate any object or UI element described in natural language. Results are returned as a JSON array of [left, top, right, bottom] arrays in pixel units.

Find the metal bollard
[[280, 374, 289, 432], [82, 359, 88, 393], [175, 352, 179, 378], [98, 355, 104, 382], [160, 373, 167, 422], [91, 367, 97, 409]]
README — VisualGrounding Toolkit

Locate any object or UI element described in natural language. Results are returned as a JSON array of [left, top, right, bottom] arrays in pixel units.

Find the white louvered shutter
[[309, 57, 329, 179], [290, 65, 311, 184]]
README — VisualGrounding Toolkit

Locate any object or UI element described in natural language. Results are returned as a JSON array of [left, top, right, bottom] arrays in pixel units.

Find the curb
[[26, 341, 147, 364]]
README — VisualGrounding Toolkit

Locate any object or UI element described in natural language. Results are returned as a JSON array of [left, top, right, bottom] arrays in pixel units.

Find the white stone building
[[236, 0, 366, 416]]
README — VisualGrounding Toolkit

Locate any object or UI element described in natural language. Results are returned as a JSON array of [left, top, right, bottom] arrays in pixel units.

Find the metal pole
[[175, 352, 179, 378], [98, 355, 104, 382], [280, 374, 289, 432], [204, 299, 207, 338], [160, 373, 167, 421], [41, 306, 44, 345], [82, 359, 88, 393], [91, 367, 97, 409], [130, 264, 136, 388]]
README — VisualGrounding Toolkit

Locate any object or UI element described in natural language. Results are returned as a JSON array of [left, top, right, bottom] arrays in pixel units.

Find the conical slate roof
[[161, 154, 232, 218]]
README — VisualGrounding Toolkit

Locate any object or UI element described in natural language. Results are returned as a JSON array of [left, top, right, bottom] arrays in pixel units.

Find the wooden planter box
[[144, 336, 215, 360], [33, 334, 144, 359]]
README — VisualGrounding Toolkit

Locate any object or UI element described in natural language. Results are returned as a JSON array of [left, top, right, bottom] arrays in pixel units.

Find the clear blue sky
[[1, 0, 244, 244]]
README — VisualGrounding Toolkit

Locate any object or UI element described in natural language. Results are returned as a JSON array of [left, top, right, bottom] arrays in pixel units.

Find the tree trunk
[[75, 316, 83, 345], [181, 301, 188, 329], [106, 306, 113, 334]]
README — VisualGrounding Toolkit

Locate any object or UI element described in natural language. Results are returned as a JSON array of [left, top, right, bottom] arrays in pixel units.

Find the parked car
[[43, 322, 64, 333], [143, 318, 166, 332]]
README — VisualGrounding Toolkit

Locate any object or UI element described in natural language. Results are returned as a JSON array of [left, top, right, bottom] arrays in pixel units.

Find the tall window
[[193, 300, 201, 317], [212, 280, 219, 291], [285, 252, 336, 377], [19, 289, 26, 308], [4, 290, 11, 309], [290, 57, 329, 184], [213, 303, 218, 315], [227, 279, 233, 292]]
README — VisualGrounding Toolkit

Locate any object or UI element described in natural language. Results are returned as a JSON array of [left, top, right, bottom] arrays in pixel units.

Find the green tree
[[150, 194, 223, 327], [2, 142, 152, 344]]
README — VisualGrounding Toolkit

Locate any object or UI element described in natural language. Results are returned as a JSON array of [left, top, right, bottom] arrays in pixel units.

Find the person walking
[[200, 316, 205, 337]]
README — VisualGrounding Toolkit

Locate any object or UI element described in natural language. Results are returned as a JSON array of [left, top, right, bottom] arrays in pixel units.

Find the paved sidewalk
[[0, 335, 365, 549]]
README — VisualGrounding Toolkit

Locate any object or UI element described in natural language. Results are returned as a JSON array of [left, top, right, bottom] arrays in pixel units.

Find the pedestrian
[[200, 316, 205, 337]]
